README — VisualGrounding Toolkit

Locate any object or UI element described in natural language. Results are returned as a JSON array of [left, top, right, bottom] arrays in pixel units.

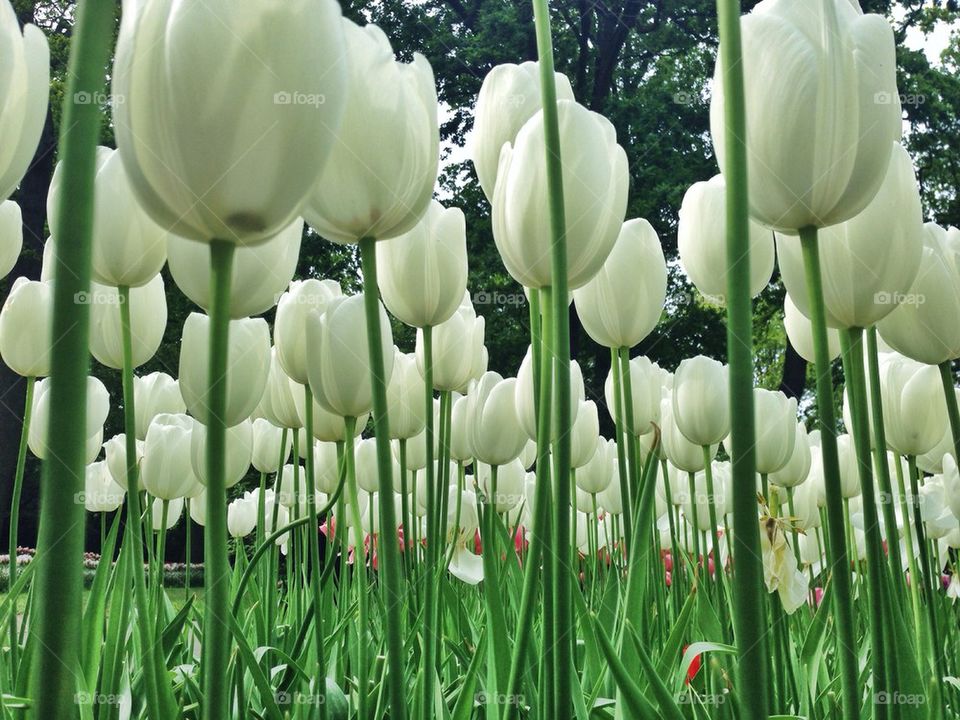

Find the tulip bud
[[753, 389, 798, 475], [573, 219, 667, 348], [877, 224, 960, 365], [304, 20, 438, 244], [112, 0, 348, 244], [769, 422, 812, 489], [492, 100, 628, 289], [661, 399, 716, 473], [570, 401, 599, 470], [603, 355, 662, 437], [257, 350, 303, 430], [142, 413, 200, 500], [306, 294, 394, 418], [190, 418, 253, 489], [470, 61, 575, 201], [134, 372, 185, 440], [179, 313, 270, 427], [0, 277, 53, 377], [150, 497, 183, 533], [836, 434, 861, 499], [576, 439, 613, 495], [251, 418, 290, 474], [878, 354, 948, 457], [29, 377, 109, 463], [277, 464, 307, 508], [776, 144, 924, 329], [167, 218, 302, 318], [449, 394, 473, 464], [0, 4, 49, 200], [104, 434, 144, 492], [83, 461, 125, 513], [314, 441, 341, 495], [376, 201, 468, 328], [355, 437, 401, 494], [466, 372, 527, 467], [514, 346, 584, 441], [275, 279, 343, 385], [518, 439, 537, 471], [477, 458, 525, 513], [0, 200, 23, 279], [292, 385, 368, 443], [228, 497, 257, 538], [386, 349, 427, 440], [784, 293, 840, 364], [417, 302, 486, 392], [672, 356, 730, 446], [678, 175, 774, 303], [89, 276, 167, 370], [189, 492, 207, 527], [598, 471, 623, 515], [710, 0, 900, 231]]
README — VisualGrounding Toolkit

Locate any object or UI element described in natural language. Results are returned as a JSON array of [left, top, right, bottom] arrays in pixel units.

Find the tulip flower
[[29, 377, 108, 464], [179, 313, 271, 427], [275, 279, 343, 385], [89, 277, 167, 370], [776, 143, 923, 329], [477, 458, 525, 513], [569, 401, 600, 470], [48, 148, 167, 287], [761, 519, 809, 614], [83, 462, 125, 514], [277, 464, 308, 507], [466, 372, 527, 467], [376, 201, 468, 329], [190, 418, 253, 490], [133, 372, 185, 441], [150, 497, 183, 532], [878, 354, 949, 457], [251, 418, 290, 474], [769, 422, 812, 489], [835, 435, 862, 500], [878, 224, 960, 365], [306, 293, 394, 418], [416, 301, 485, 393], [292, 386, 369, 443], [227, 497, 258, 539], [573, 219, 667, 348], [167, 218, 302, 318], [0, 277, 52, 377], [257, 350, 304, 430], [104, 434, 144, 492], [783, 293, 840, 364], [313, 442, 341, 495], [0, 200, 22, 279], [515, 346, 584, 440], [304, 19, 438, 245], [598, 471, 623, 516], [710, 0, 900, 231], [678, 175, 774, 303], [449, 394, 474, 464], [603, 355, 661, 437], [661, 399, 716, 473], [576, 439, 613, 495], [356, 438, 401, 494], [386, 350, 428, 440], [447, 489, 484, 584], [673, 356, 730, 446], [471, 61, 575, 201], [753, 389, 798, 475], [0, 2, 49, 200], [492, 99, 628, 289], [141, 414, 200, 500], [112, 0, 347, 244]]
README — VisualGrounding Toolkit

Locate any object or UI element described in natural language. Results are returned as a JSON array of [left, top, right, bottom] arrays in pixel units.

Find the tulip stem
[[7, 375, 34, 672], [358, 237, 408, 720], [421, 323, 440, 714], [714, 0, 769, 715], [531, 0, 574, 709], [202, 239, 236, 720], [939, 361, 960, 470], [799, 226, 860, 720], [26, 1, 114, 715], [610, 348, 632, 548], [341, 416, 369, 718], [302, 386, 328, 720], [619, 347, 641, 546]]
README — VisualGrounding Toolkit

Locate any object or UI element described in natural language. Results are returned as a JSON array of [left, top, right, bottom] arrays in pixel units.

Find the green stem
[[421, 324, 439, 714], [358, 237, 407, 720], [715, 0, 768, 715], [27, 2, 115, 715], [531, 0, 573, 708], [7, 375, 34, 672], [303, 386, 327, 720], [939, 361, 960, 474], [799, 227, 859, 720], [342, 417, 368, 718], [610, 348, 633, 547], [201, 239, 236, 720]]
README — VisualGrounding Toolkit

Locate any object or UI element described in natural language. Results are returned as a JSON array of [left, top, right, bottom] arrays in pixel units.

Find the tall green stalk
[[610, 348, 633, 548], [939, 361, 960, 469], [302, 387, 327, 720], [202, 239, 236, 720], [799, 227, 859, 720], [714, 0, 768, 716], [7, 375, 34, 671], [358, 237, 407, 720], [531, 1, 574, 710], [28, 3, 116, 715], [421, 323, 439, 714]]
